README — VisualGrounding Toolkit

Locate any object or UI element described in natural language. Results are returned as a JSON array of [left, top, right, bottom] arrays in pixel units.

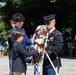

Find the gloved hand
[[45, 45, 52, 54]]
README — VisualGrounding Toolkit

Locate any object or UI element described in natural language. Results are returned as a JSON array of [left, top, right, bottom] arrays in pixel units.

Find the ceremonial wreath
[[31, 25, 59, 75], [31, 25, 48, 65]]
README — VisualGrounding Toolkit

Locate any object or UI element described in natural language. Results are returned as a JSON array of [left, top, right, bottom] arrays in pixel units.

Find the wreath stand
[[37, 50, 59, 75]]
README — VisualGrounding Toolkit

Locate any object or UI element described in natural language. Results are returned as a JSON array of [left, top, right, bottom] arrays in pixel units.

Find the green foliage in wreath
[[35, 54, 42, 66]]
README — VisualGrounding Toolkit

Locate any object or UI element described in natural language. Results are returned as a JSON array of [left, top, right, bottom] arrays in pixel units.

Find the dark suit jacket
[[8, 26, 32, 58], [12, 41, 39, 72], [43, 29, 63, 68]]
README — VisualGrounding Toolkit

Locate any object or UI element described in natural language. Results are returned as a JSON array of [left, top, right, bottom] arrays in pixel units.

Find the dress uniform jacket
[[43, 29, 63, 68], [12, 41, 39, 72]]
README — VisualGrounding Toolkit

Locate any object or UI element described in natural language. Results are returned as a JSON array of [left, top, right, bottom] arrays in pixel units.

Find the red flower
[[39, 45, 43, 48], [33, 55, 38, 60], [35, 29, 40, 33]]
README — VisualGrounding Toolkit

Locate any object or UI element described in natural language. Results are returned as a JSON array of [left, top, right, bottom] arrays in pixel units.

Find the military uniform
[[43, 29, 63, 68], [43, 14, 64, 75]]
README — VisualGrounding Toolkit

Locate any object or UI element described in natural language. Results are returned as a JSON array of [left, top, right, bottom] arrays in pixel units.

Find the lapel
[[48, 29, 56, 40]]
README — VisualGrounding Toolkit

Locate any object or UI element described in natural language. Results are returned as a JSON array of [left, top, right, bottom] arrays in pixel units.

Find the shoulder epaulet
[[56, 30, 60, 33], [56, 30, 62, 36]]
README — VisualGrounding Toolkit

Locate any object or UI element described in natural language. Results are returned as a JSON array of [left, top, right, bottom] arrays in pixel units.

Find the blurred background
[[0, 0, 76, 57]]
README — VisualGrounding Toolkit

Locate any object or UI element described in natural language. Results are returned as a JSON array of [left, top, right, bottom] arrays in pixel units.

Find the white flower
[[35, 38, 44, 44], [34, 44, 38, 50], [36, 25, 42, 31]]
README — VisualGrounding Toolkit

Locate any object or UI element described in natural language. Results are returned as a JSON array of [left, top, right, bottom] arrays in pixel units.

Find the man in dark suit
[[43, 14, 64, 75]]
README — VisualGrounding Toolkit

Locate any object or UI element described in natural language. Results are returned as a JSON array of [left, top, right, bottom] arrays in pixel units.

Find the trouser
[[43, 67, 59, 75], [13, 72, 25, 75], [9, 58, 13, 75], [9, 59, 26, 75]]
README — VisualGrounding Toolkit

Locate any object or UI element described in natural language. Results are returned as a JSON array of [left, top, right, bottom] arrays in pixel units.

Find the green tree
[[0, 0, 76, 35]]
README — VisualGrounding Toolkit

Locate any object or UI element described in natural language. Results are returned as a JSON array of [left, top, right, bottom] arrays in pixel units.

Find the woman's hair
[[12, 29, 24, 40], [12, 13, 25, 22]]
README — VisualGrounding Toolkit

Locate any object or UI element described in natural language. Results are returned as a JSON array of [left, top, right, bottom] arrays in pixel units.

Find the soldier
[[43, 14, 64, 75]]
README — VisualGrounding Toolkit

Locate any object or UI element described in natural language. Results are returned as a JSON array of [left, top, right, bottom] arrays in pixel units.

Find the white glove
[[44, 42, 47, 48]]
